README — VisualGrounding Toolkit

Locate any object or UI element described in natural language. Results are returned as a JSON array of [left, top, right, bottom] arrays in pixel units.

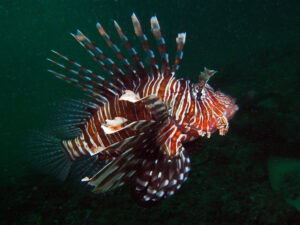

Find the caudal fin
[[27, 131, 72, 181]]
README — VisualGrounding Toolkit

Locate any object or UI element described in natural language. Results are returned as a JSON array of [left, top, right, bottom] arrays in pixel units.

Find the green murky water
[[1, 0, 299, 224]]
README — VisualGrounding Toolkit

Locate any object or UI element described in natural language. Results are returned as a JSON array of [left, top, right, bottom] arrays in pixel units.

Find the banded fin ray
[[172, 32, 186, 74], [131, 13, 159, 77], [47, 69, 109, 104], [84, 131, 158, 192], [113, 19, 147, 89], [150, 16, 171, 77], [71, 30, 127, 90], [47, 55, 120, 104], [48, 13, 186, 101], [96, 22, 136, 90], [49, 49, 122, 93]]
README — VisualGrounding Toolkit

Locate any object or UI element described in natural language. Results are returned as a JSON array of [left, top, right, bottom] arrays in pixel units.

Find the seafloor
[[0, 0, 299, 224]]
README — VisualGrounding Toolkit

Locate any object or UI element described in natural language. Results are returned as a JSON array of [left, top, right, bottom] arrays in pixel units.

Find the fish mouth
[[225, 103, 239, 121]]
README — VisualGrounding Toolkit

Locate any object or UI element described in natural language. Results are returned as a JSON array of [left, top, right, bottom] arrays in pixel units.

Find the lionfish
[[33, 13, 238, 207]]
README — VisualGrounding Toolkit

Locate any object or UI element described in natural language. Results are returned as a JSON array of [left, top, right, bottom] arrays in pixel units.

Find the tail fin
[[27, 131, 72, 181]]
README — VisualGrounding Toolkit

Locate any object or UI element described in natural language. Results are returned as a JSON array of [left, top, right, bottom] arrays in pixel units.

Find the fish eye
[[196, 92, 202, 99]]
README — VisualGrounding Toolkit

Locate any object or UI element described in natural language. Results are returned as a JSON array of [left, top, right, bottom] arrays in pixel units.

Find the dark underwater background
[[1, 0, 299, 224]]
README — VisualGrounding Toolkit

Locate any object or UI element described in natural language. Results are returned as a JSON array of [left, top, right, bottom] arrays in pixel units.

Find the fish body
[[36, 13, 238, 207]]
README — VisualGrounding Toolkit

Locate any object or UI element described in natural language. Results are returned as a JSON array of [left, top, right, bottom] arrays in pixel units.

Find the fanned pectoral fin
[[81, 95, 170, 193], [84, 147, 138, 192], [91, 120, 160, 157], [140, 95, 169, 122], [82, 132, 156, 192], [120, 93, 169, 123]]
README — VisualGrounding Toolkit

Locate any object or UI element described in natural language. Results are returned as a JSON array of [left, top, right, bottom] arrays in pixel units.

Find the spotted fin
[[131, 148, 191, 207]]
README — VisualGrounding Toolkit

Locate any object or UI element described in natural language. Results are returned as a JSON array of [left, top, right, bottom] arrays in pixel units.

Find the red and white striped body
[[46, 13, 238, 207], [62, 74, 237, 160]]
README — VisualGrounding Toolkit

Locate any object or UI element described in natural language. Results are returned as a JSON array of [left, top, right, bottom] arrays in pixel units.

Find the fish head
[[189, 68, 239, 138]]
